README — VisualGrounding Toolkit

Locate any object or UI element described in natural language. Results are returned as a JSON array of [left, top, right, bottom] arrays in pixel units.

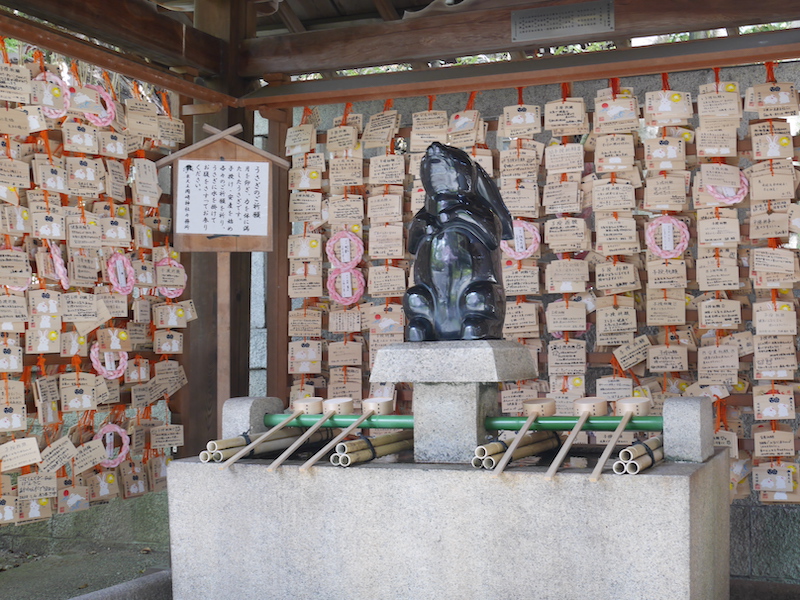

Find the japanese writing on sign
[[176, 160, 269, 236]]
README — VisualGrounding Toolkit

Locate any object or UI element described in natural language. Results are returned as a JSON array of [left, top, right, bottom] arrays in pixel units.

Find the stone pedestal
[[370, 340, 537, 463], [168, 396, 727, 600], [168, 452, 729, 600]]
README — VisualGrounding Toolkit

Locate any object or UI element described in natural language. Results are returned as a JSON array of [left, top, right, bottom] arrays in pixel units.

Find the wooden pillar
[[264, 110, 291, 402], [176, 0, 256, 448], [225, 2, 256, 405]]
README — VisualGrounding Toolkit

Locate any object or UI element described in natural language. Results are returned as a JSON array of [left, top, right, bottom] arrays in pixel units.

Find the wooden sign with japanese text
[[170, 136, 276, 252]]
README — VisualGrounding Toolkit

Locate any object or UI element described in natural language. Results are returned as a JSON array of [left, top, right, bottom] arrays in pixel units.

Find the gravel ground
[[0, 548, 170, 600]]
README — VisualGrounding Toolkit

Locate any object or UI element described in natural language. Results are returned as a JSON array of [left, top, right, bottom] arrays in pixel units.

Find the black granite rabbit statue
[[404, 142, 513, 341]]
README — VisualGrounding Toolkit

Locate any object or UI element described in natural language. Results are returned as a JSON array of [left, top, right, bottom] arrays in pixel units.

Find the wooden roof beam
[[0, 0, 226, 74], [238, 0, 800, 76], [239, 29, 800, 108], [273, 2, 343, 80], [0, 11, 237, 106], [373, 0, 429, 71]]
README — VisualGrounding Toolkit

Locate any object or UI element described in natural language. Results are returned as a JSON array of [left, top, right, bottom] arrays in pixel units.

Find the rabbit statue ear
[[475, 162, 514, 239]]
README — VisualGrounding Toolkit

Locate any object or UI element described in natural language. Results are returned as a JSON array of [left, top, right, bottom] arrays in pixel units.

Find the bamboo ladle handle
[[218, 410, 303, 470], [590, 412, 633, 482], [544, 411, 590, 481], [267, 411, 336, 472], [491, 411, 539, 477]]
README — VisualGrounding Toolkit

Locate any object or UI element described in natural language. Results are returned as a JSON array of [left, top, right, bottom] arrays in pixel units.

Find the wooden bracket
[[181, 103, 224, 116], [261, 72, 293, 87]]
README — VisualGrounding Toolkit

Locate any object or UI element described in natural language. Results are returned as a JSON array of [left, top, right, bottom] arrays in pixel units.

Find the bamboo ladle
[[545, 397, 608, 481], [267, 397, 353, 472], [492, 398, 556, 476], [299, 397, 393, 472], [218, 397, 322, 470], [589, 396, 651, 482]]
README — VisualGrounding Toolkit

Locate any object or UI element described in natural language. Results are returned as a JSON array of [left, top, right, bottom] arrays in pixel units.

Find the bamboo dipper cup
[[360, 397, 394, 415], [492, 398, 556, 476], [545, 397, 608, 481], [267, 398, 353, 472], [298, 398, 388, 472], [589, 396, 650, 482]]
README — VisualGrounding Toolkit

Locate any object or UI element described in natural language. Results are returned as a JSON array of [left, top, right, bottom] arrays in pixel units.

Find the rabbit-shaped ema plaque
[[404, 143, 513, 341]]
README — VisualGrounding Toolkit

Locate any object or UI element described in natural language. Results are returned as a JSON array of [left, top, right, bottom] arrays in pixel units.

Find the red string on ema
[[609, 77, 620, 99], [464, 91, 478, 111], [341, 102, 353, 126], [765, 61, 777, 84]]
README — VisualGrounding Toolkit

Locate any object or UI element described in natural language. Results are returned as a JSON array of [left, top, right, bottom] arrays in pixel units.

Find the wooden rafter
[[274, 2, 345, 80], [239, 0, 800, 76], [0, 0, 225, 74], [240, 28, 800, 108], [276, 1, 306, 33], [0, 11, 237, 106], [373, 0, 401, 21]]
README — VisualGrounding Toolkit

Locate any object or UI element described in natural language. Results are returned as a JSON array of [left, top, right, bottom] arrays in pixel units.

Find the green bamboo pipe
[[489, 416, 663, 431], [265, 414, 414, 429], [264, 414, 664, 432]]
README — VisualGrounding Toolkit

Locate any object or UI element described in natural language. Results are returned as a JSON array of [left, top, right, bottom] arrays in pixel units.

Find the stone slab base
[[168, 452, 729, 600]]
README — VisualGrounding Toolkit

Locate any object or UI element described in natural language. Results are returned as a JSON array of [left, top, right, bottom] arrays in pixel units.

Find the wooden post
[[184, 0, 256, 441], [217, 252, 232, 429], [265, 110, 291, 402], [227, 0, 256, 404]]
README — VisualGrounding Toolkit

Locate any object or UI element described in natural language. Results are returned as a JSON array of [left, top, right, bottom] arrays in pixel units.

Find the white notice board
[[175, 159, 270, 242]]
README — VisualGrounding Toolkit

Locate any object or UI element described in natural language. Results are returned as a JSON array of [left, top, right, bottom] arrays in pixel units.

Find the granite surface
[[70, 570, 172, 600], [370, 340, 537, 383], [411, 382, 498, 463], [750, 506, 800, 580], [221, 396, 284, 438], [663, 396, 714, 463], [169, 452, 729, 600], [730, 504, 751, 578]]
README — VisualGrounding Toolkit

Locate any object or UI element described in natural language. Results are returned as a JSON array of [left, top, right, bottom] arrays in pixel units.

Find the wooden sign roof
[[155, 124, 291, 170]]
